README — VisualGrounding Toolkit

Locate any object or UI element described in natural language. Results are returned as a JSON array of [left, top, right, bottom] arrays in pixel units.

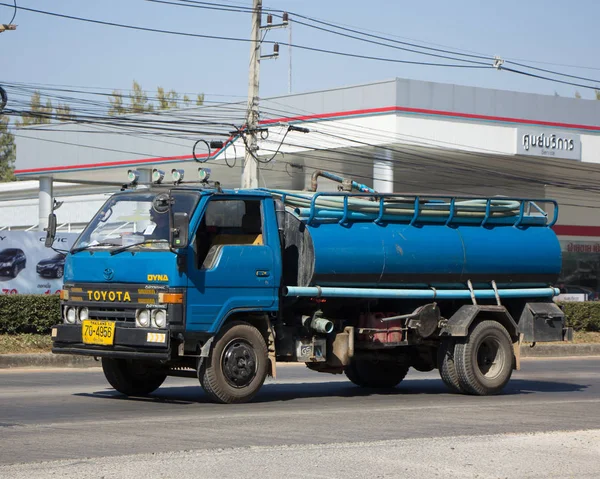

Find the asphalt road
[[1, 358, 600, 478]]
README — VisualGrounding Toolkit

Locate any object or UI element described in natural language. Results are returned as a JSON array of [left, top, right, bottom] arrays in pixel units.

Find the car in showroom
[[36, 253, 66, 279], [0, 248, 27, 279]]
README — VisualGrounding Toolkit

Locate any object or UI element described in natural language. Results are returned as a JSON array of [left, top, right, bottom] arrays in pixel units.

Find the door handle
[[256, 270, 270, 277]]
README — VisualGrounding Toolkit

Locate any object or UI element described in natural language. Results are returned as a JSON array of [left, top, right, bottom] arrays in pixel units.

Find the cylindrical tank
[[282, 211, 562, 288]]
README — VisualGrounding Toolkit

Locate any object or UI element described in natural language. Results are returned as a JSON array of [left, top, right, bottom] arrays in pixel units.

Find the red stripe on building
[[15, 105, 600, 175], [553, 225, 600, 237]]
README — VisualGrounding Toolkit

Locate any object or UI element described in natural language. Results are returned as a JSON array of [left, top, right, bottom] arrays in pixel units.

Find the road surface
[[1, 358, 599, 478]]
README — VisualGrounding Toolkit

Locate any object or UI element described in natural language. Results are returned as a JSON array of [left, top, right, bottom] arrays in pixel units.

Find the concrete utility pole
[[241, 3, 287, 188], [241, 0, 262, 189], [288, 19, 292, 94]]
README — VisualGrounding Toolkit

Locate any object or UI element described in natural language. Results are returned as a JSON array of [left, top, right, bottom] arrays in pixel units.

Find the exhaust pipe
[[302, 314, 334, 334]]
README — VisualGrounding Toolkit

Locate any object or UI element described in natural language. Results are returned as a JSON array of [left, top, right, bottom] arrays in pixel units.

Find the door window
[[196, 199, 264, 268]]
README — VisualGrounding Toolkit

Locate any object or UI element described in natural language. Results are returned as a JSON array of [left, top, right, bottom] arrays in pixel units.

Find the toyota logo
[[103, 268, 115, 281]]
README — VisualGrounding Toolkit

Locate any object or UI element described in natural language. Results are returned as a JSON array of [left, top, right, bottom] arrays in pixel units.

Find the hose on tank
[[270, 191, 524, 220]]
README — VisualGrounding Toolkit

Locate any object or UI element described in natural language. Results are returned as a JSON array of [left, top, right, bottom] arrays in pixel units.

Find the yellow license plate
[[82, 320, 115, 346]]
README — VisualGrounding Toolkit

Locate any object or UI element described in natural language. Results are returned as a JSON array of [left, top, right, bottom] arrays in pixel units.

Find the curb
[[520, 343, 600, 358], [0, 353, 98, 369], [1, 344, 600, 369]]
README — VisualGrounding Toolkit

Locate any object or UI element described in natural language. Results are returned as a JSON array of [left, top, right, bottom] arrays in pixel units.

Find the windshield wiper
[[110, 239, 169, 256], [71, 242, 120, 254]]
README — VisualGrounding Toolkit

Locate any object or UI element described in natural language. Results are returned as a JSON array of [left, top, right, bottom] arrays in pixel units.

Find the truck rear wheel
[[454, 320, 513, 395], [199, 321, 268, 404], [101, 358, 167, 396], [437, 339, 464, 393], [345, 359, 409, 388]]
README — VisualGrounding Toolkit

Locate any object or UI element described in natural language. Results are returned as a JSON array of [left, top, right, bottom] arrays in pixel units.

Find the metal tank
[[278, 191, 562, 289]]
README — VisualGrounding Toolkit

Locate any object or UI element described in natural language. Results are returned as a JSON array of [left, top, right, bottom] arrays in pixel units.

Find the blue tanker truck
[[47, 169, 571, 403]]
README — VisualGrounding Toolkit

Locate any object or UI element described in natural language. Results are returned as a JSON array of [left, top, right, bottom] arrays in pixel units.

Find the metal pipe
[[284, 286, 559, 300], [310, 170, 376, 194], [302, 314, 334, 334], [311, 317, 334, 334]]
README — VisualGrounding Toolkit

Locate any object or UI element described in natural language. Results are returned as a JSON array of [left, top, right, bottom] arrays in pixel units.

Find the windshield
[[72, 190, 200, 252]]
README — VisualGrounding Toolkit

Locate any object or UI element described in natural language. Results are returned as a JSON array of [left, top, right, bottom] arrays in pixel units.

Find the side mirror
[[170, 212, 189, 249], [44, 213, 57, 248]]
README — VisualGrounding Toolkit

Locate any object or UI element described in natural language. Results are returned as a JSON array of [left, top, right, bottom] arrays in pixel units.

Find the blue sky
[[1, 0, 599, 104]]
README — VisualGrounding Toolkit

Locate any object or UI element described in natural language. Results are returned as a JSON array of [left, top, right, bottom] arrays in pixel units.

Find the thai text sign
[[516, 128, 581, 160]]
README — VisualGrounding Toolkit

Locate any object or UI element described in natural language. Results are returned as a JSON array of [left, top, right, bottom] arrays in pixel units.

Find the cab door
[[185, 196, 281, 333]]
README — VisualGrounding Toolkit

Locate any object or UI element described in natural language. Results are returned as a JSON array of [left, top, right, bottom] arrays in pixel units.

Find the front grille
[[88, 307, 137, 323]]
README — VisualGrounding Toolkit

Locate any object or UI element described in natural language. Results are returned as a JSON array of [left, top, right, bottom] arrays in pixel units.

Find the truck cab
[[52, 186, 281, 401]]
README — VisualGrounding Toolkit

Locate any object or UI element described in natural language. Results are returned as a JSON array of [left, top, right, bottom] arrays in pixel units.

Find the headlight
[[152, 309, 167, 329], [65, 307, 77, 324], [135, 309, 151, 328], [78, 307, 89, 322]]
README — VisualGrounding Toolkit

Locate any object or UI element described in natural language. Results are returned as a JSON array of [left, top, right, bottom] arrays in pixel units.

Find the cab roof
[[114, 184, 274, 198]]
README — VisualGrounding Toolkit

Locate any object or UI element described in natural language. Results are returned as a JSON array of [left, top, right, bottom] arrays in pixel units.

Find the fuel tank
[[282, 211, 562, 288]]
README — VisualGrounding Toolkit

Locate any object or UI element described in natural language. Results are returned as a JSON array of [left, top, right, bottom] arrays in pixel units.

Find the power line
[[506, 60, 600, 85], [172, 1, 600, 85], [502, 66, 600, 92], [0, 3, 492, 69], [146, 0, 253, 14], [155, 0, 490, 66], [7, 0, 16, 24]]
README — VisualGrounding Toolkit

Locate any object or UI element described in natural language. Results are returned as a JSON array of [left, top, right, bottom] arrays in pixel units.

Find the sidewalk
[[2, 343, 600, 369]]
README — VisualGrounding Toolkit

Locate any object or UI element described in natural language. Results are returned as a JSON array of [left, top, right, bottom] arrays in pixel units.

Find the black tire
[[102, 358, 167, 396], [199, 321, 268, 404], [345, 358, 409, 388], [56, 266, 64, 279], [454, 320, 514, 396], [10, 265, 17, 278], [437, 338, 464, 393]]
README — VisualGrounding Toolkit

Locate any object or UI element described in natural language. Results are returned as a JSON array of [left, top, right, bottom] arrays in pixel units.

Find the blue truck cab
[[49, 173, 571, 403]]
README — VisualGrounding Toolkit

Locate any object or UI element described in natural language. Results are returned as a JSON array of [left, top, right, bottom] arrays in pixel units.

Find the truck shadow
[[253, 378, 588, 402], [76, 378, 588, 405]]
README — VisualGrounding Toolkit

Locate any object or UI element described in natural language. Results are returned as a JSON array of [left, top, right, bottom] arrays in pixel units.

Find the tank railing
[[409, 197, 420, 226], [265, 189, 559, 227]]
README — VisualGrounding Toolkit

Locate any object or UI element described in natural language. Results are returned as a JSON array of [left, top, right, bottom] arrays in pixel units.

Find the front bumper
[[37, 268, 57, 277], [52, 324, 171, 360]]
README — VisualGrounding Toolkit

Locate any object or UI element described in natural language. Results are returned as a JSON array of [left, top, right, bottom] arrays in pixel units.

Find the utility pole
[[288, 19, 292, 94], [241, 4, 288, 188], [241, 0, 263, 189]]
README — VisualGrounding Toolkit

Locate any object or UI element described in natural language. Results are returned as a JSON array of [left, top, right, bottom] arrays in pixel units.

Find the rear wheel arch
[[441, 305, 519, 341]]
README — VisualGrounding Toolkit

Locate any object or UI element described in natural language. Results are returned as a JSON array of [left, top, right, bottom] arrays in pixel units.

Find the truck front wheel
[[454, 320, 513, 395], [345, 358, 409, 388], [102, 358, 167, 396], [199, 321, 268, 404]]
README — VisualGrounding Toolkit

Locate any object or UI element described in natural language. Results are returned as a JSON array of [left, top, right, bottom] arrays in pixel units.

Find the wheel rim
[[476, 336, 505, 379], [221, 339, 257, 388], [57, 267, 63, 278]]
